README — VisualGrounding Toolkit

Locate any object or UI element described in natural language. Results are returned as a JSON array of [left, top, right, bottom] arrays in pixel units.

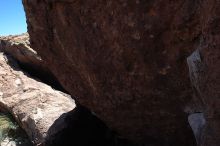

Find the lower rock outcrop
[[0, 33, 65, 92], [0, 33, 46, 73], [0, 52, 76, 145]]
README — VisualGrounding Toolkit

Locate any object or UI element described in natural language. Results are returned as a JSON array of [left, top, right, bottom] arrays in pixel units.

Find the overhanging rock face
[[22, 0, 219, 145]]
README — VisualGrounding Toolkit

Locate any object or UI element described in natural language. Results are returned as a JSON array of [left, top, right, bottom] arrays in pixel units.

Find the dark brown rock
[[187, 1, 220, 145], [22, 0, 205, 145], [45, 106, 136, 146]]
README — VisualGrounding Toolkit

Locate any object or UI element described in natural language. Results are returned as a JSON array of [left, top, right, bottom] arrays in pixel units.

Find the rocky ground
[[0, 49, 76, 145], [0, 33, 44, 72], [0, 0, 219, 146], [0, 34, 65, 92]]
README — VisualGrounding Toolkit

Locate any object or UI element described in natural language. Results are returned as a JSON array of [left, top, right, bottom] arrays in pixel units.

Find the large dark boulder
[[187, 1, 220, 145], [22, 0, 212, 145]]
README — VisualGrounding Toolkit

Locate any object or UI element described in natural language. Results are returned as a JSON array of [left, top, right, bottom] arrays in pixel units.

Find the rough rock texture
[[187, 1, 220, 145], [22, 0, 204, 145], [0, 52, 76, 145], [0, 33, 66, 91], [188, 113, 206, 145], [0, 33, 47, 73]]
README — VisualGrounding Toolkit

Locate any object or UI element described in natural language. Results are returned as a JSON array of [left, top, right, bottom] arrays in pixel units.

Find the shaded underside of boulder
[[21, 0, 206, 145]]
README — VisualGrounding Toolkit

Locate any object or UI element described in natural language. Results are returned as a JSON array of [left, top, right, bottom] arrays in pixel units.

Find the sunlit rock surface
[[0, 33, 46, 73], [0, 52, 76, 145], [0, 34, 65, 92]]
